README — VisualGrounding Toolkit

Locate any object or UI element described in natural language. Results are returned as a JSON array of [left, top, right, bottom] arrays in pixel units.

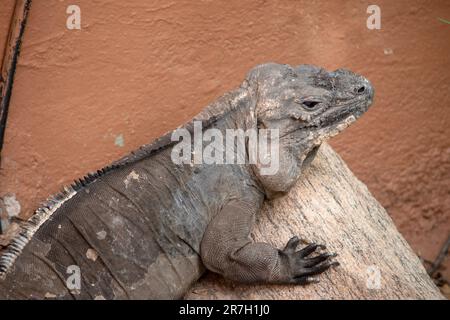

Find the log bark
[[186, 143, 444, 300]]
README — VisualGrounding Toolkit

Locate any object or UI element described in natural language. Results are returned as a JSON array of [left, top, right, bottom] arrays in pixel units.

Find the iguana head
[[245, 63, 374, 198]]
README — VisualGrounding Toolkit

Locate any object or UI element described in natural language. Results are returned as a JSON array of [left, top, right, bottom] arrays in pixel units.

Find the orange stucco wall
[[0, 0, 449, 276]]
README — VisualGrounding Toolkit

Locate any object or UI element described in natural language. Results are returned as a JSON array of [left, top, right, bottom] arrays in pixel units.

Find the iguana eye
[[302, 101, 320, 109], [294, 98, 322, 110]]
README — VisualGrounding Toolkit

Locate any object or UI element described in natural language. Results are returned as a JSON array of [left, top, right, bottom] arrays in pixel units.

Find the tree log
[[186, 143, 444, 299]]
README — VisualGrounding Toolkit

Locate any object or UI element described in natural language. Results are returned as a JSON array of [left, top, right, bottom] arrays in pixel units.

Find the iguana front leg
[[200, 200, 338, 284]]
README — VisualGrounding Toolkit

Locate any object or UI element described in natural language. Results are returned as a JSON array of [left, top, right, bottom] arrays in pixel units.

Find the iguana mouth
[[279, 104, 362, 139], [314, 101, 365, 128]]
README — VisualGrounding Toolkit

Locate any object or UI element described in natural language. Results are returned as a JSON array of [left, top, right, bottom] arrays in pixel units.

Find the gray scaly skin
[[0, 63, 373, 299]]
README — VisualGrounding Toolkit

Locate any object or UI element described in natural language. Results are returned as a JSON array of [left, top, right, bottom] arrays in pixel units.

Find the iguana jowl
[[0, 63, 373, 299]]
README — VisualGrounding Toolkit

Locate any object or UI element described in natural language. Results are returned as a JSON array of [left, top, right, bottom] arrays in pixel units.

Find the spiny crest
[[0, 163, 128, 278], [0, 186, 76, 278]]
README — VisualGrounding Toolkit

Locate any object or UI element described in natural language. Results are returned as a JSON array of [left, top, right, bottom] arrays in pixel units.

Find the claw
[[306, 276, 320, 283], [283, 236, 301, 253], [295, 276, 320, 285]]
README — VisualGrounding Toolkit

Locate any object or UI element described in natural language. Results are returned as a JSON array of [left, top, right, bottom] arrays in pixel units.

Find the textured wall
[[0, 0, 449, 277], [0, 1, 15, 57]]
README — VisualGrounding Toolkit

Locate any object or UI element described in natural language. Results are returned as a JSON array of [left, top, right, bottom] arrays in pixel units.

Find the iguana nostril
[[357, 86, 366, 94]]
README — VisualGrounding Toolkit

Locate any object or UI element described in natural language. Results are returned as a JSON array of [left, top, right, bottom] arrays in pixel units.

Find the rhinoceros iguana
[[0, 63, 373, 299]]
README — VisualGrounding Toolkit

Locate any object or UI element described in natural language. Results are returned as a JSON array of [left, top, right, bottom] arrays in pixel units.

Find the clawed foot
[[279, 236, 339, 285]]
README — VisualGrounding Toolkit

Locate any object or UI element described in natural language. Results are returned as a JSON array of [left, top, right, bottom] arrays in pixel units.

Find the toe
[[283, 236, 301, 253], [302, 253, 336, 267], [297, 243, 321, 257]]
